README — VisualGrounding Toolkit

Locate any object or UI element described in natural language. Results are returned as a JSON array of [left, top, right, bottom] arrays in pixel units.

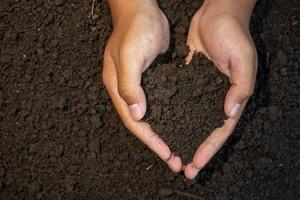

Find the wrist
[[107, 0, 159, 27], [202, 0, 256, 28]]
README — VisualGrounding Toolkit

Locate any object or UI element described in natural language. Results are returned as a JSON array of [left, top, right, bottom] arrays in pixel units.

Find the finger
[[186, 35, 210, 60], [224, 45, 257, 118], [184, 102, 246, 180], [116, 49, 147, 121], [103, 53, 182, 172], [136, 122, 182, 172], [186, 13, 211, 61], [185, 43, 195, 65]]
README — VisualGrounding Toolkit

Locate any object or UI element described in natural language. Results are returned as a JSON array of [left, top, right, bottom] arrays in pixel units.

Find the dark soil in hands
[[0, 0, 299, 199], [143, 53, 229, 163]]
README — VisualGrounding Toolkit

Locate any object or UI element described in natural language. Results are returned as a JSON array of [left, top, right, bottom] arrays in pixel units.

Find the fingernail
[[128, 104, 142, 120], [229, 103, 240, 118]]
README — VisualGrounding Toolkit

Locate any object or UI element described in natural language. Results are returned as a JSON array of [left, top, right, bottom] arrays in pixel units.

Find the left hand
[[184, 0, 257, 180], [103, 0, 182, 173]]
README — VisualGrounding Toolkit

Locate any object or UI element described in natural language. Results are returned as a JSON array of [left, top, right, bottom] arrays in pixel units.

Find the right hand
[[184, 0, 257, 179], [103, 0, 182, 172]]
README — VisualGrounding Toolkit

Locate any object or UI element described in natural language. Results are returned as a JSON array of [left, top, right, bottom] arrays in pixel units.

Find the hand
[[184, 0, 257, 179], [103, 0, 182, 172]]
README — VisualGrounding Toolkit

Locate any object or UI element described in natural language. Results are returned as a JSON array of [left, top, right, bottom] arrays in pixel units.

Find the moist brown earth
[[143, 53, 229, 163], [1, 0, 299, 200]]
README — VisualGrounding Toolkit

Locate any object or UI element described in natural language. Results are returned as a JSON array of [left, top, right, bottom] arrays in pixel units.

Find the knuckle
[[196, 162, 205, 170], [118, 85, 133, 99], [192, 158, 205, 170], [204, 139, 218, 151], [118, 85, 130, 96], [148, 131, 159, 141]]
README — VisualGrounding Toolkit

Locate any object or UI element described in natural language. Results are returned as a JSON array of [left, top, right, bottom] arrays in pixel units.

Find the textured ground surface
[[0, 0, 299, 199]]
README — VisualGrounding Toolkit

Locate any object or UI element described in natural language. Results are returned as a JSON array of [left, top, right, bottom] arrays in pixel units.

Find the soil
[[143, 53, 229, 163], [0, 0, 299, 200]]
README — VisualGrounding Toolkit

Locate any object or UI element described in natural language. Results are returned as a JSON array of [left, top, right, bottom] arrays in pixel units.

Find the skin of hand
[[184, 0, 258, 179], [103, 0, 182, 172]]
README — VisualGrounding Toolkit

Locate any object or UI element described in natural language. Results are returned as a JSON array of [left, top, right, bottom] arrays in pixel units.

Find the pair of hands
[[103, 0, 257, 180]]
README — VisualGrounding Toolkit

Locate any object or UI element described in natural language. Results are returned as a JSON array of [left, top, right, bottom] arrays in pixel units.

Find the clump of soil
[[143, 50, 230, 163]]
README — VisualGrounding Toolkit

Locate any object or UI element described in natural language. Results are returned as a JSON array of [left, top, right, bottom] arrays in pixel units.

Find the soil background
[[0, 0, 299, 199]]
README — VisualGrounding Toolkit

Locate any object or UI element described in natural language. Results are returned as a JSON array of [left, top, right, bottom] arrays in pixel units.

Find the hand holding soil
[[103, 0, 182, 172], [103, 0, 257, 180], [184, 0, 257, 179]]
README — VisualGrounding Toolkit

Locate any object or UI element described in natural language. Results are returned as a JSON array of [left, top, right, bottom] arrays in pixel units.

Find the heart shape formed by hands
[[143, 49, 230, 163]]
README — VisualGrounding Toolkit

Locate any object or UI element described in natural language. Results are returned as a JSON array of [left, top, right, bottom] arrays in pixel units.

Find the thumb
[[224, 84, 253, 118], [117, 54, 147, 121], [224, 54, 256, 118]]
